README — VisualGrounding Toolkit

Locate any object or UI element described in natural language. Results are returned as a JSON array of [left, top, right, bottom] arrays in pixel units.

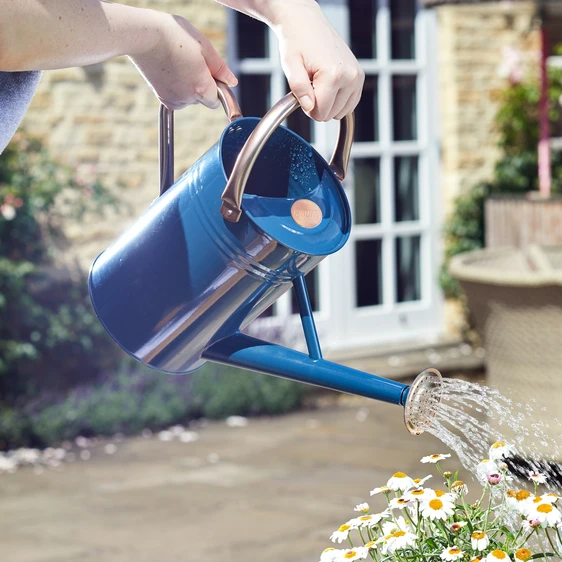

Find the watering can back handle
[[159, 81, 243, 195], [220, 95, 354, 222]]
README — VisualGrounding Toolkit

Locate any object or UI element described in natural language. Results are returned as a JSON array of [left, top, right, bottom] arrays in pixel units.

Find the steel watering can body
[[89, 83, 442, 435]]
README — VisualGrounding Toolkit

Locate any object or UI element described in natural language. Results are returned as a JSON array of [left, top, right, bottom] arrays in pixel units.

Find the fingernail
[[300, 95, 314, 112]]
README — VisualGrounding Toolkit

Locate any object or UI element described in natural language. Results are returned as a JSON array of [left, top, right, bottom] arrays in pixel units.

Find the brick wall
[[22, 0, 228, 269]]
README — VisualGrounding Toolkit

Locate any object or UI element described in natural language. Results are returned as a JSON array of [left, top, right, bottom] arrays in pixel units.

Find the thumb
[[284, 55, 315, 113], [203, 44, 238, 88]]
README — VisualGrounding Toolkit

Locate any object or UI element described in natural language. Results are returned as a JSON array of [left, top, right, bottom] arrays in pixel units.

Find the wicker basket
[[450, 246, 562, 460]]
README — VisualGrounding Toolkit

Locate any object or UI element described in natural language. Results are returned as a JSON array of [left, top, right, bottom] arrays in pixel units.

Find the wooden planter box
[[485, 195, 562, 249]]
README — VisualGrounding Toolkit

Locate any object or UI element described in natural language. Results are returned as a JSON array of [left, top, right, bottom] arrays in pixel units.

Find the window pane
[[355, 239, 382, 307], [240, 75, 270, 117], [285, 81, 314, 143], [355, 76, 379, 142], [236, 13, 268, 59], [392, 76, 417, 141], [391, 0, 416, 60], [394, 156, 419, 222], [395, 236, 421, 303], [349, 0, 376, 59], [354, 158, 380, 225], [291, 268, 319, 313]]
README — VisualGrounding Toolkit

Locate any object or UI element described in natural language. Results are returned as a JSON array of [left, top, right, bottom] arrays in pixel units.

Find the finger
[[324, 87, 350, 122], [196, 70, 222, 110], [334, 88, 363, 121], [309, 69, 341, 121], [202, 43, 238, 88], [282, 54, 315, 113]]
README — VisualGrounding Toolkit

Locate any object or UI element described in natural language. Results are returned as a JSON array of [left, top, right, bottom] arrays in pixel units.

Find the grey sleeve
[[0, 71, 43, 154]]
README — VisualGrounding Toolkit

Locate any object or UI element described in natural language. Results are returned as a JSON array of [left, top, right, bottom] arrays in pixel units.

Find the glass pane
[[392, 76, 417, 141], [349, 0, 376, 59], [394, 156, 419, 222], [236, 13, 268, 59], [391, 0, 416, 60], [354, 158, 380, 225], [285, 81, 314, 143], [395, 236, 421, 303], [240, 75, 270, 117], [355, 239, 382, 307], [355, 76, 379, 142], [291, 268, 319, 313]]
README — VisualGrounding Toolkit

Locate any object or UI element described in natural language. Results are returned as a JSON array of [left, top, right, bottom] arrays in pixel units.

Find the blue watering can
[[88, 82, 442, 435]]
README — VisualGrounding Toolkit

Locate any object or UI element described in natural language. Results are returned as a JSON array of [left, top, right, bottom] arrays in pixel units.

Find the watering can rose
[[319, 443, 562, 562]]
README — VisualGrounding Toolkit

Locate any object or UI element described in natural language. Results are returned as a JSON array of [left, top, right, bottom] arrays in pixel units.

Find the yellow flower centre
[[451, 524, 461, 531], [338, 524, 351, 532], [360, 515, 372, 521], [365, 541, 376, 549], [537, 503, 553, 513], [323, 548, 335, 554], [380, 486, 390, 493], [491, 550, 507, 560], [414, 478, 422, 483], [397, 499, 409, 504], [451, 480, 465, 489], [516, 490, 531, 501], [391, 531, 406, 538], [450, 548, 462, 554], [472, 531, 486, 540], [411, 490, 425, 496], [471, 558, 482, 562], [507, 490, 517, 498], [480, 459, 490, 463], [344, 551, 357, 559], [533, 496, 542, 503], [429, 499, 443, 510], [393, 472, 407, 478], [515, 548, 532, 561], [435, 490, 447, 497], [491, 442, 506, 448], [430, 454, 442, 459]]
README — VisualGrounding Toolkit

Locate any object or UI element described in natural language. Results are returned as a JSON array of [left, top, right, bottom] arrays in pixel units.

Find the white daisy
[[484, 550, 512, 562], [528, 471, 547, 484], [441, 546, 464, 561], [389, 497, 413, 510], [380, 530, 418, 555], [529, 502, 562, 527], [370, 485, 391, 496], [340, 547, 369, 561], [387, 472, 415, 492], [450, 480, 468, 496], [330, 523, 353, 543], [510, 490, 535, 516], [421, 453, 451, 464], [320, 548, 342, 562], [476, 459, 500, 481], [420, 497, 455, 521], [489, 441, 515, 461], [382, 516, 411, 536], [428, 489, 455, 503], [471, 531, 490, 551], [354, 502, 369, 513], [412, 474, 433, 487], [364, 541, 377, 551], [541, 493, 559, 504], [406, 487, 433, 502], [449, 521, 468, 533]]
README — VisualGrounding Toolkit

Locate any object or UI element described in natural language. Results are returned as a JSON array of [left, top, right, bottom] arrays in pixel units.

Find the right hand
[[130, 12, 237, 111]]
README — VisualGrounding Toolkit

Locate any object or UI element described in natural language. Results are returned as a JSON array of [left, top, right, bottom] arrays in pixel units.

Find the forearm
[[0, 0, 163, 71]]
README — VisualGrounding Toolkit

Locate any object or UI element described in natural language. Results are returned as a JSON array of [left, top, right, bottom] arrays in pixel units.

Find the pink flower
[[487, 473, 503, 485]]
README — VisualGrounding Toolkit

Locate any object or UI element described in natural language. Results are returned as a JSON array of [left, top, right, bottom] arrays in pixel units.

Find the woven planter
[[450, 246, 562, 459]]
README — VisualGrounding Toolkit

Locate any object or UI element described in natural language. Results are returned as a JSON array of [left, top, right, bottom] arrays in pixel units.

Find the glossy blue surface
[[89, 118, 351, 374], [203, 333, 409, 406]]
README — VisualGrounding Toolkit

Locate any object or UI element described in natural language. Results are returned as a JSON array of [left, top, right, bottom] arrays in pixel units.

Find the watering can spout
[[203, 333, 443, 436]]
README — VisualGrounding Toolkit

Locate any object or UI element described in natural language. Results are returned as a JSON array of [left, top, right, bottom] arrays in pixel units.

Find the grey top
[[0, 70, 43, 154]]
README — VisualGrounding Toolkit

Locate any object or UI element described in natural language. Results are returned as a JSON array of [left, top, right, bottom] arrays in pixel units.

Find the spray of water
[[424, 377, 562, 491]]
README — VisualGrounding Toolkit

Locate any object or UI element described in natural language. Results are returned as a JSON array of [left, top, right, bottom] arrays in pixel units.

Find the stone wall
[[22, 0, 228, 269]]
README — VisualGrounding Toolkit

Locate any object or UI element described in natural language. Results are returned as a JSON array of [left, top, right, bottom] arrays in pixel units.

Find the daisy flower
[[441, 546, 464, 561], [429, 489, 455, 502], [320, 548, 342, 562], [529, 502, 562, 527], [389, 497, 413, 510], [370, 485, 391, 496], [489, 441, 515, 461], [364, 541, 377, 551], [471, 531, 489, 551], [471, 558, 483, 562], [514, 549, 532, 561], [413, 474, 433, 487], [511, 490, 536, 516], [340, 547, 369, 561], [380, 530, 418, 555], [485, 550, 512, 562], [354, 502, 369, 513], [421, 453, 451, 464], [406, 487, 433, 502], [449, 521, 467, 533], [387, 472, 415, 491], [541, 493, 558, 504], [330, 523, 352, 543], [382, 516, 411, 535], [450, 480, 468, 496], [528, 471, 547, 484], [420, 497, 455, 521], [476, 459, 500, 481]]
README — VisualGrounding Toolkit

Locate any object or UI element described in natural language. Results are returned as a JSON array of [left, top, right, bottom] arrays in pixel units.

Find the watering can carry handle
[[159, 81, 243, 195], [220, 95, 355, 222]]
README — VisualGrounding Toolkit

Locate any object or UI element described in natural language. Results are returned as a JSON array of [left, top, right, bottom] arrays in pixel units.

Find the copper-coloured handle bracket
[[158, 81, 242, 195], [220, 93, 354, 222]]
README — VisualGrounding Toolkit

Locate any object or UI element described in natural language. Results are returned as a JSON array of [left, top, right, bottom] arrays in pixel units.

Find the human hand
[[271, 0, 364, 121], [130, 12, 237, 110]]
